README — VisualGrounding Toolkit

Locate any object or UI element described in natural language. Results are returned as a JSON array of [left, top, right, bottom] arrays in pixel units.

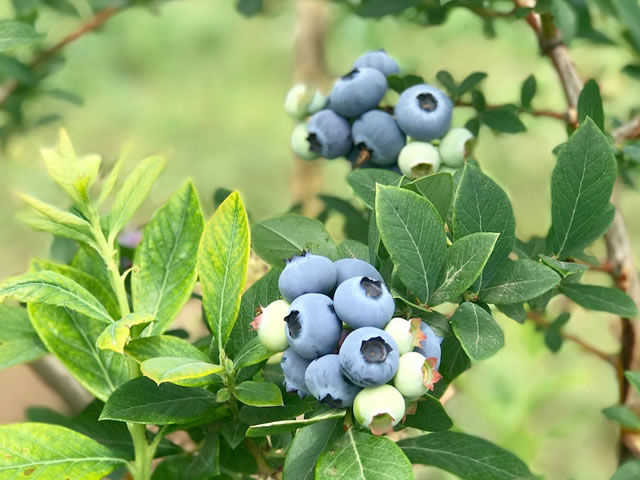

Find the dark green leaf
[[471, 90, 486, 112], [602, 405, 640, 429], [283, 418, 342, 480], [626, 371, 640, 392], [233, 337, 272, 369], [613, 0, 640, 53], [402, 395, 453, 431], [577, 80, 604, 130], [436, 70, 457, 97], [386, 74, 425, 93], [402, 172, 454, 222], [457, 72, 487, 96], [520, 75, 536, 108], [495, 303, 526, 323], [347, 169, 402, 209], [0, 53, 34, 83], [247, 409, 346, 437], [0, 304, 46, 370], [236, 0, 263, 16], [233, 381, 283, 407], [353, 0, 421, 17], [239, 396, 314, 425], [337, 239, 369, 261], [450, 302, 504, 360], [612, 461, 640, 480], [482, 107, 526, 133], [439, 336, 471, 384], [479, 259, 560, 304], [559, 283, 638, 317], [544, 329, 564, 352], [0, 20, 41, 51], [185, 430, 220, 478], [539, 254, 588, 276]]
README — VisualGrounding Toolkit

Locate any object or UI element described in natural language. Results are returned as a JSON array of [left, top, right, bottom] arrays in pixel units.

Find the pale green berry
[[398, 141, 441, 179], [384, 318, 413, 355], [439, 127, 474, 168], [306, 90, 328, 115], [252, 300, 290, 352], [284, 84, 327, 120], [290, 123, 318, 160], [393, 352, 442, 400], [353, 384, 405, 435]]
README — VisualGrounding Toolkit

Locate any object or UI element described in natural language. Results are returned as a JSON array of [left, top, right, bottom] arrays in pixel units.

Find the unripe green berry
[[384, 317, 424, 355], [398, 141, 440, 179], [439, 127, 474, 168], [393, 351, 442, 400], [252, 299, 290, 352], [353, 384, 405, 435], [284, 84, 327, 120], [291, 123, 318, 160]]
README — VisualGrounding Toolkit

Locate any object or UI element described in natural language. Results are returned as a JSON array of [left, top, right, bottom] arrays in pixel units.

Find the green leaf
[[450, 302, 505, 360], [97, 144, 129, 207], [496, 303, 526, 323], [479, 259, 560, 304], [71, 247, 112, 294], [551, 118, 617, 258], [125, 335, 210, 363], [347, 168, 402, 209], [252, 214, 340, 265], [233, 337, 272, 369], [398, 431, 535, 479], [198, 191, 250, 357], [403, 172, 454, 222], [185, 430, 220, 478], [0, 304, 46, 370], [133, 181, 204, 334], [612, 461, 640, 480], [559, 283, 638, 317], [100, 377, 222, 425], [376, 185, 447, 303], [626, 371, 640, 392], [602, 405, 640, 428], [233, 381, 283, 407], [613, 0, 640, 53], [481, 107, 526, 133], [578, 80, 604, 130], [436, 70, 457, 97], [96, 313, 155, 354], [239, 397, 314, 425], [0, 20, 41, 51], [430, 233, 498, 305], [283, 418, 342, 480], [338, 239, 369, 261], [0, 423, 125, 479], [452, 164, 516, 286], [402, 395, 453, 431], [0, 53, 34, 83], [438, 336, 471, 385], [457, 72, 487, 96], [386, 74, 425, 94], [520, 74, 537, 108], [539, 254, 588, 276], [141, 357, 223, 386], [107, 155, 165, 239], [247, 409, 346, 437], [316, 429, 413, 480], [0, 270, 113, 324]]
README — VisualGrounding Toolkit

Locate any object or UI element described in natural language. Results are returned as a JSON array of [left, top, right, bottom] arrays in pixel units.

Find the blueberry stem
[[353, 148, 371, 169]]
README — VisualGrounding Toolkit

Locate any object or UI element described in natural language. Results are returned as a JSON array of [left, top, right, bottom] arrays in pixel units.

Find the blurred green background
[[2, 0, 640, 478]]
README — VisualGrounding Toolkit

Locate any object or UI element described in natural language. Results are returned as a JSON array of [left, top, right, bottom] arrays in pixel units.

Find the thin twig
[[455, 100, 569, 123]]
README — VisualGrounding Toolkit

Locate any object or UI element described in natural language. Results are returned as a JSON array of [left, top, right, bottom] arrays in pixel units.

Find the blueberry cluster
[[286, 50, 474, 179], [252, 251, 444, 435]]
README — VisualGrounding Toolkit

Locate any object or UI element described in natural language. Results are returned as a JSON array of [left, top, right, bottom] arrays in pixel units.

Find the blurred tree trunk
[[291, 0, 330, 217]]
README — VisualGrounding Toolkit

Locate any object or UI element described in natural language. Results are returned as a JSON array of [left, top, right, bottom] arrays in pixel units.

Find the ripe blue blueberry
[[353, 384, 405, 435], [393, 351, 442, 400], [304, 354, 362, 408], [395, 84, 453, 141], [307, 110, 352, 159], [281, 347, 311, 398], [251, 299, 289, 352], [333, 258, 383, 287], [339, 327, 399, 387], [353, 50, 400, 76], [439, 127, 474, 168], [414, 321, 443, 369], [397, 141, 440, 179], [328, 67, 387, 118], [352, 110, 406, 166], [291, 123, 318, 160], [284, 293, 342, 360], [333, 276, 395, 329], [278, 251, 337, 302]]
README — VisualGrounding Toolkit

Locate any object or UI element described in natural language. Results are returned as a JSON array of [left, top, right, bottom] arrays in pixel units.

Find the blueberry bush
[[1, 0, 640, 479]]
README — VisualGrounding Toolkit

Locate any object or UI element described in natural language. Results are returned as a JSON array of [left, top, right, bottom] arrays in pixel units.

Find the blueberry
[[251, 299, 290, 352], [278, 251, 337, 302], [284, 293, 342, 359], [328, 67, 387, 118], [333, 276, 395, 329], [353, 384, 405, 435], [414, 321, 443, 369], [284, 84, 327, 120], [334, 258, 383, 287], [439, 127, 474, 168], [395, 84, 453, 141], [353, 50, 400, 76], [291, 123, 318, 160], [393, 352, 442, 400], [352, 110, 406, 166], [281, 347, 311, 398], [339, 326, 399, 386], [304, 354, 362, 408], [307, 110, 352, 159], [397, 141, 440, 179], [384, 317, 424, 355]]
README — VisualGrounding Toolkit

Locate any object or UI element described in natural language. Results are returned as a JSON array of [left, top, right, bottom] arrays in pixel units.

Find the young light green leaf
[[0, 271, 113, 324], [0, 304, 46, 370], [347, 168, 402, 209], [559, 283, 638, 317], [132, 181, 204, 334], [376, 185, 447, 303], [450, 302, 505, 361], [96, 141, 131, 207], [100, 377, 223, 425], [578, 80, 604, 130], [602, 405, 640, 429], [551, 118, 617, 258], [283, 418, 342, 480], [520, 74, 537, 108], [430, 233, 498, 305], [479, 259, 560, 304], [402, 395, 453, 432], [96, 313, 155, 354], [125, 335, 210, 363], [198, 191, 250, 357], [233, 381, 283, 407], [247, 409, 346, 437], [233, 337, 272, 369], [398, 431, 535, 480], [140, 357, 222, 386], [107, 155, 165, 240], [0, 423, 125, 479], [252, 214, 340, 266], [539, 254, 588, 276], [316, 429, 413, 480], [452, 164, 516, 287], [403, 172, 454, 222]]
